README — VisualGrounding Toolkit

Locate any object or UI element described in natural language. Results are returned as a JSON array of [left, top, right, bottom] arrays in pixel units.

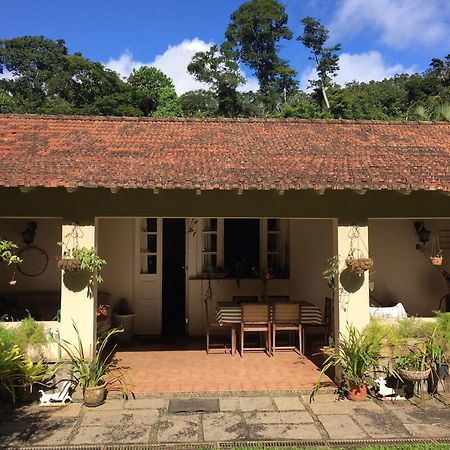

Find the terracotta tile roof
[[0, 114, 449, 192]]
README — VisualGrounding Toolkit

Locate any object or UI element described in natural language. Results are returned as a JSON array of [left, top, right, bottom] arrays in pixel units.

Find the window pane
[[268, 233, 281, 252], [202, 254, 217, 273], [224, 219, 260, 277], [268, 219, 280, 232], [203, 233, 217, 252], [203, 218, 217, 232], [268, 253, 283, 277]]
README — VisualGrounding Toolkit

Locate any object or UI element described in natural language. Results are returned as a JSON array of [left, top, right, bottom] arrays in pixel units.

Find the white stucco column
[[60, 221, 97, 359], [333, 220, 371, 339]]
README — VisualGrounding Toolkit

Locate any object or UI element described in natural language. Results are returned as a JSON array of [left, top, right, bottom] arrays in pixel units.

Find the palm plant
[[58, 322, 132, 397], [0, 344, 22, 401]]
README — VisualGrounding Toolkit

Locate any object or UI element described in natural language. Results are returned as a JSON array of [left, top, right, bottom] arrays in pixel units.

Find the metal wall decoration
[[17, 221, 48, 277]]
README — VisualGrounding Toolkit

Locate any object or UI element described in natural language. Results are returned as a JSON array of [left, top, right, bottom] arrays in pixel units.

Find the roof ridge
[[1, 113, 449, 126]]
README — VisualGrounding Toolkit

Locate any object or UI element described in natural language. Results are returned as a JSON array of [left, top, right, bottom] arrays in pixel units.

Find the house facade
[[0, 115, 449, 358]]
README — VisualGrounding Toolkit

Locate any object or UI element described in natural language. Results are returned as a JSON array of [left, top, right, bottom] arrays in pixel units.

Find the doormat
[[168, 398, 220, 413]]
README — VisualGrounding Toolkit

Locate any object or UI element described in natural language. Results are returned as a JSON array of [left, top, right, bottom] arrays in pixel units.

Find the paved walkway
[[2, 393, 450, 447]]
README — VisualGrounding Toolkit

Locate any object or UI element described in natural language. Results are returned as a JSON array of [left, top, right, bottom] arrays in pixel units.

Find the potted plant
[[311, 325, 381, 401], [430, 249, 443, 266], [396, 348, 431, 382], [58, 322, 133, 407]]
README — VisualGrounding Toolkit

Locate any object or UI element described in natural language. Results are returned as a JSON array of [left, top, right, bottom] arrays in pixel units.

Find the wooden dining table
[[215, 301, 324, 355]]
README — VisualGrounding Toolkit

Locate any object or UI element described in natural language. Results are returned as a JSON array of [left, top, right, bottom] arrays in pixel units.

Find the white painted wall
[[0, 218, 61, 292], [97, 218, 134, 312], [369, 219, 450, 316]]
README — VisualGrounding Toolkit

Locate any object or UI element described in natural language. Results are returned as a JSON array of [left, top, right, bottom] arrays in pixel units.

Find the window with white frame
[[200, 218, 289, 278], [140, 218, 158, 274]]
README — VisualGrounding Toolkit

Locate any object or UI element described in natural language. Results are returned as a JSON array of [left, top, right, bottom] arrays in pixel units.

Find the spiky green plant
[[58, 322, 133, 398], [311, 324, 382, 399]]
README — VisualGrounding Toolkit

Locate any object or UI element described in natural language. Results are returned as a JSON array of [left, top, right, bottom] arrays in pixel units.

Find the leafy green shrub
[[14, 317, 46, 351], [0, 344, 22, 401], [0, 324, 18, 350]]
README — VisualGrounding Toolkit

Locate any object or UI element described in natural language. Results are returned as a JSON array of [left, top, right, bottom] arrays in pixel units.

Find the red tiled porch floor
[[115, 341, 334, 393]]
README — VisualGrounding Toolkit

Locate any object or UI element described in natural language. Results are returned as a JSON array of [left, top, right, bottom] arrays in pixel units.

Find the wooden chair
[[302, 297, 333, 349], [205, 298, 232, 354], [240, 303, 271, 356], [232, 296, 259, 304], [271, 302, 302, 355]]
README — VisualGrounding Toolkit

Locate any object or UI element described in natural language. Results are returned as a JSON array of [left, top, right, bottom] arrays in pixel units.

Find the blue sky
[[2, 0, 450, 93]]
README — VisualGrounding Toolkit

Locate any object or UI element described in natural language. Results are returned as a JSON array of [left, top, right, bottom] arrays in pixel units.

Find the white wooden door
[[133, 218, 162, 335]]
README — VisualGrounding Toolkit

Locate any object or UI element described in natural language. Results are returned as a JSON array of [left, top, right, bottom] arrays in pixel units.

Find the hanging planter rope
[[56, 224, 84, 271], [345, 226, 374, 275]]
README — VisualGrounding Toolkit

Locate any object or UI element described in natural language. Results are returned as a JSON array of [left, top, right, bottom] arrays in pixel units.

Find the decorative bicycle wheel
[[17, 245, 48, 277]]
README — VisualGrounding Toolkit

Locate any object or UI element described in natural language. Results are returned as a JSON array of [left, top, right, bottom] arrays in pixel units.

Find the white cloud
[[105, 38, 259, 95], [330, 0, 450, 49], [300, 51, 416, 91]]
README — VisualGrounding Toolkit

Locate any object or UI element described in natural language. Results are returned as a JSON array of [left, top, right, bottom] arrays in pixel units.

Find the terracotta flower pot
[[83, 383, 106, 407], [346, 383, 367, 402], [430, 257, 443, 266]]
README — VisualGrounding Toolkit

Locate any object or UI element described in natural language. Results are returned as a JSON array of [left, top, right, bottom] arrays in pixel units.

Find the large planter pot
[[83, 383, 106, 407], [113, 313, 136, 344], [346, 383, 367, 402]]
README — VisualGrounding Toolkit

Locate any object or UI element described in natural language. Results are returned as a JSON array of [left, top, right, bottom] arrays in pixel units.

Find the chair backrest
[[273, 302, 300, 323], [233, 296, 258, 304], [268, 295, 290, 303], [242, 303, 269, 323]]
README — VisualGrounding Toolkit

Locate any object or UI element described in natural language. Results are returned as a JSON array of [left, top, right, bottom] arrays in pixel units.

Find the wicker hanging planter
[[345, 256, 374, 275], [57, 257, 81, 272]]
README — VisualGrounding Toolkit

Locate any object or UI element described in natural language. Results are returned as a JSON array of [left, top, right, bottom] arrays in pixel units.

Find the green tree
[[298, 17, 341, 111], [128, 66, 181, 116], [0, 91, 17, 113], [224, 0, 294, 92], [188, 45, 244, 116], [428, 54, 450, 87], [179, 90, 218, 117], [0, 36, 68, 109]]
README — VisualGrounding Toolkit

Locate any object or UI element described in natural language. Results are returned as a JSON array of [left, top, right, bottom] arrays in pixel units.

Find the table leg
[[231, 324, 236, 356]]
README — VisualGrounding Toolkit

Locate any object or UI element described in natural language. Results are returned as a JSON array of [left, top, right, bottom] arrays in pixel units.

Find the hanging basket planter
[[56, 257, 81, 272], [345, 256, 374, 275], [430, 256, 443, 266]]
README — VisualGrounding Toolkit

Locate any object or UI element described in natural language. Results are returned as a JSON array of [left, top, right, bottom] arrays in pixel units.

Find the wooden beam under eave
[[195, 189, 202, 196], [277, 189, 285, 196], [237, 189, 243, 196], [353, 189, 367, 195], [442, 191, 450, 197], [19, 186, 35, 193], [110, 187, 121, 194], [396, 189, 412, 195], [314, 189, 325, 195], [66, 187, 78, 193], [153, 189, 159, 195]]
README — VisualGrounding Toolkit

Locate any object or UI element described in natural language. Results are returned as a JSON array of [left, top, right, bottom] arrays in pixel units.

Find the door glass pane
[[141, 254, 157, 274], [146, 218, 157, 232], [147, 234, 157, 253]]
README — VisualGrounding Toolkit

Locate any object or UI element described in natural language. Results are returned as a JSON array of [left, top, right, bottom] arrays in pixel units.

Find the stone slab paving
[[1, 393, 450, 446]]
